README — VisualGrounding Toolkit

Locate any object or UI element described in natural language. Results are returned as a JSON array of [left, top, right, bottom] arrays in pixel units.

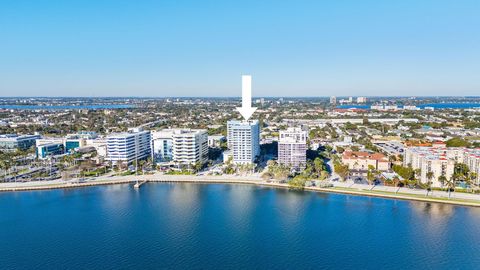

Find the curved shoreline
[[1, 175, 480, 207]]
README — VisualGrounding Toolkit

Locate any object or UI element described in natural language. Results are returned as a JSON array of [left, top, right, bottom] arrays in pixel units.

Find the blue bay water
[[1, 183, 479, 269], [337, 103, 480, 110], [0, 104, 133, 110]]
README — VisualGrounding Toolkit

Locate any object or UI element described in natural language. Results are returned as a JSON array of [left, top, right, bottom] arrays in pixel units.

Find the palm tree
[[0, 157, 13, 181], [194, 162, 203, 173], [468, 172, 478, 190], [138, 160, 146, 174], [62, 155, 74, 167], [438, 175, 447, 187], [116, 160, 125, 172], [444, 175, 456, 199], [366, 165, 376, 185], [426, 171, 434, 196], [414, 168, 422, 180], [0, 160, 9, 181], [313, 157, 325, 174], [334, 162, 350, 182], [107, 160, 113, 173]]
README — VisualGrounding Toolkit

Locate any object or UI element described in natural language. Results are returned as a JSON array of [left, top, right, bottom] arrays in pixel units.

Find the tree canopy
[[446, 137, 470, 147]]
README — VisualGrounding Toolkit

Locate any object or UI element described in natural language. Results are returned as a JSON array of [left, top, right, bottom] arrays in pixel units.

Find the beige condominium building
[[278, 127, 307, 170], [404, 146, 480, 187]]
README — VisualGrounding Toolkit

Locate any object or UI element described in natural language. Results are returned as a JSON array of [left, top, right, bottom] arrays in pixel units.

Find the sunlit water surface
[[1, 183, 479, 269]]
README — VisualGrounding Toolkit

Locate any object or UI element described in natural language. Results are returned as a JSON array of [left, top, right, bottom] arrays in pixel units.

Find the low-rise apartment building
[[342, 151, 390, 171]]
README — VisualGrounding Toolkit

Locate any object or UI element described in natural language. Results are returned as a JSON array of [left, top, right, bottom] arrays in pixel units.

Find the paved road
[[0, 172, 263, 189], [332, 180, 480, 201]]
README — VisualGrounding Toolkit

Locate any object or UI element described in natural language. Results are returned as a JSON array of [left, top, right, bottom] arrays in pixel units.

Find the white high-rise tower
[[227, 120, 260, 164]]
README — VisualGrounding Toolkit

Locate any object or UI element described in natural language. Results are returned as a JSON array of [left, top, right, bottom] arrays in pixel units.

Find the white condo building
[[172, 129, 208, 165], [85, 138, 107, 157], [151, 129, 175, 163], [278, 127, 307, 170], [106, 128, 152, 164], [330, 96, 336, 105], [404, 146, 480, 187], [227, 120, 260, 164]]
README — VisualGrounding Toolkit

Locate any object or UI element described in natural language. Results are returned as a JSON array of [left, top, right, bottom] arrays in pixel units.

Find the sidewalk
[[332, 180, 480, 201], [2, 174, 479, 207], [0, 173, 263, 190]]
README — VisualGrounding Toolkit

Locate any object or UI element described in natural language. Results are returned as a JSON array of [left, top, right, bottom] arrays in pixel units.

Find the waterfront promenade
[[1, 173, 480, 207], [0, 173, 263, 192]]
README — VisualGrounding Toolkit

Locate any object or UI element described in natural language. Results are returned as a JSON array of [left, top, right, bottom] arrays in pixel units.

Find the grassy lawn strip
[[330, 186, 480, 205]]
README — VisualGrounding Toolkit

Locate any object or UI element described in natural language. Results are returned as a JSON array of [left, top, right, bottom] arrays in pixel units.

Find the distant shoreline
[[1, 174, 480, 208], [337, 102, 480, 110], [0, 104, 134, 110]]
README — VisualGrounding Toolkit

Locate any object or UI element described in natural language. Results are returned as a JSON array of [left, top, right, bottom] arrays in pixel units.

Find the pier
[[134, 180, 147, 189]]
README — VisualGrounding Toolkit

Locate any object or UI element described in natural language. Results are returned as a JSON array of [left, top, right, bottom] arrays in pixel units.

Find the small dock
[[134, 180, 148, 189]]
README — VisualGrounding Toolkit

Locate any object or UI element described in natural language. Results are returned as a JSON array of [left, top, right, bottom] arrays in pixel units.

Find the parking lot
[[373, 141, 404, 156]]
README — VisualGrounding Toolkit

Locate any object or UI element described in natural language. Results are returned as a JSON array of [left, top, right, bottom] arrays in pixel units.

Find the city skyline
[[2, 2, 480, 269], [1, 0, 479, 97]]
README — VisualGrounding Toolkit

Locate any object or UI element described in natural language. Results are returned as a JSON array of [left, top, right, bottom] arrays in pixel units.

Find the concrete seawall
[[0, 174, 263, 192], [1, 174, 480, 207]]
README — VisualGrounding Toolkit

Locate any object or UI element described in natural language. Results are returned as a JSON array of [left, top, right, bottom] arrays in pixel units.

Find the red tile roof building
[[342, 151, 390, 171]]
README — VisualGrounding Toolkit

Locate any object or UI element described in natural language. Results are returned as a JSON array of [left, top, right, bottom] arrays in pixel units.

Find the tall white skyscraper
[[278, 127, 307, 170], [106, 128, 151, 164], [172, 129, 208, 165], [227, 120, 260, 164]]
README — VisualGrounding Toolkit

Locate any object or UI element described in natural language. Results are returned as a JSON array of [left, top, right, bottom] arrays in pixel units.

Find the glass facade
[[37, 143, 65, 159]]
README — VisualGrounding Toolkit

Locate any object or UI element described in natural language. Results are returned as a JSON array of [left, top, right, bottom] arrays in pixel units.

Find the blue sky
[[0, 0, 479, 97]]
